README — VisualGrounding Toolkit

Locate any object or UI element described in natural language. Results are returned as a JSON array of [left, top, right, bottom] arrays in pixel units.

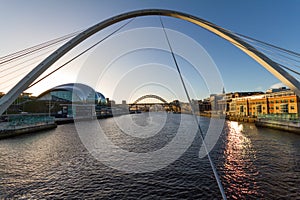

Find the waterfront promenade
[[255, 114, 300, 134], [0, 114, 57, 139]]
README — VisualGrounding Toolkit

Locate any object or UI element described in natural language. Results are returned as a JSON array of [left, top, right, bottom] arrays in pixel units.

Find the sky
[[0, 0, 299, 103]]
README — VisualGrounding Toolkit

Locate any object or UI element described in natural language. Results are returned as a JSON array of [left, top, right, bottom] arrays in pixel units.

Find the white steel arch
[[1, 9, 299, 115]]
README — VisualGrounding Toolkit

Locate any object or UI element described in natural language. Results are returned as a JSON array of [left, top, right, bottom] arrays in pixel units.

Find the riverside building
[[226, 87, 299, 118]]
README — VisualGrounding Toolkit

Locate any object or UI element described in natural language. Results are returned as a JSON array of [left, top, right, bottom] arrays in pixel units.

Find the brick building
[[227, 88, 299, 117]]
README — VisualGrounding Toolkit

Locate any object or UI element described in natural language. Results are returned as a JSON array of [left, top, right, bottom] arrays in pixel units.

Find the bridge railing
[[1, 114, 55, 128], [257, 113, 300, 122]]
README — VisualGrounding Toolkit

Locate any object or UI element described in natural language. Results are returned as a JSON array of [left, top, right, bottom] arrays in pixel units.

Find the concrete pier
[[255, 119, 300, 134], [0, 114, 57, 139], [0, 122, 57, 139]]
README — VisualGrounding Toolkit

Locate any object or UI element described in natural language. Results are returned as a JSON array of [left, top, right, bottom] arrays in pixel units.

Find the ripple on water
[[0, 114, 300, 199]]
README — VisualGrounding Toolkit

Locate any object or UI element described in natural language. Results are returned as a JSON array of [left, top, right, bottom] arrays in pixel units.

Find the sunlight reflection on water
[[0, 116, 300, 199], [222, 121, 260, 199]]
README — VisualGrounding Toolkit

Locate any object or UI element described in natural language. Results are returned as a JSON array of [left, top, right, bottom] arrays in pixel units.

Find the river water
[[0, 113, 299, 199]]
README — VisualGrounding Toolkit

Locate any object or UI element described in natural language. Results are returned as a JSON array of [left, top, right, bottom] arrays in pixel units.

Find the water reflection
[[223, 121, 260, 199], [1, 116, 300, 199]]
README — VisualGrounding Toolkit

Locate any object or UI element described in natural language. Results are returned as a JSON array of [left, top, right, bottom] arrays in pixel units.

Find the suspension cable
[[245, 40, 300, 65], [268, 54, 300, 71], [279, 63, 300, 76], [0, 47, 57, 74], [0, 30, 81, 66], [28, 18, 135, 89], [201, 20, 300, 77], [0, 70, 32, 92], [0, 42, 66, 67], [243, 41, 300, 71], [214, 30, 300, 77], [202, 20, 300, 59], [235, 32, 300, 58], [159, 17, 227, 200], [230, 34, 300, 77], [0, 59, 40, 79]]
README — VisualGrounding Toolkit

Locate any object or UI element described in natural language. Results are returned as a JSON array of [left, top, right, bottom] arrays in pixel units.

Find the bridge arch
[[1, 9, 300, 114], [133, 94, 168, 104]]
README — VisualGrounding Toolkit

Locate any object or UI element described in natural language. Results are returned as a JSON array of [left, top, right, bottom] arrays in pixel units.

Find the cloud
[[270, 82, 287, 89], [255, 86, 263, 91]]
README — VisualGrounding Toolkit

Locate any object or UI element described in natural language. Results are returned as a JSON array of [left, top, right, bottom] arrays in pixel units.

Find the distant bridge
[[132, 94, 168, 104], [129, 94, 171, 113], [1, 9, 300, 115]]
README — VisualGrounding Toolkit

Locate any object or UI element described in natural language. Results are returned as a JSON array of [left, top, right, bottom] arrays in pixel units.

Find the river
[[0, 113, 299, 199]]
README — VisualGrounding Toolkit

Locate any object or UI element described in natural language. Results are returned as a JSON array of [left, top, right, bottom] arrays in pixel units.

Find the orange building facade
[[228, 90, 299, 117]]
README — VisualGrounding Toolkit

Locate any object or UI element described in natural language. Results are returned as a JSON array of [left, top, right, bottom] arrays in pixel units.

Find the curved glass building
[[38, 83, 106, 104], [36, 83, 106, 118]]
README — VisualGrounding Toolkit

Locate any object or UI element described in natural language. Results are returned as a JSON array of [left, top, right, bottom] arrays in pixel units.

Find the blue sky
[[0, 0, 299, 102]]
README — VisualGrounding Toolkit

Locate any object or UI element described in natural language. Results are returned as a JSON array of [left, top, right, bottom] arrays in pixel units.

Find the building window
[[256, 105, 262, 113], [280, 104, 288, 113], [291, 106, 295, 110], [240, 106, 244, 113], [290, 99, 295, 103], [276, 106, 279, 110]]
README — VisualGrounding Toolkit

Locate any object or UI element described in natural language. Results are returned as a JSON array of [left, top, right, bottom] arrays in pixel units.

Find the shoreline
[[255, 119, 300, 134], [0, 122, 57, 139], [1, 113, 299, 139], [200, 113, 300, 134]]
